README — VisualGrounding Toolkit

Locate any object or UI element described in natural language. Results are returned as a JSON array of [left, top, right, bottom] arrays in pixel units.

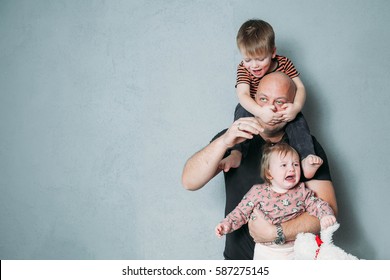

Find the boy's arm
[[249, 180, 337, 242], [280, 76, 306, 122], [236, 83, 281, 123], [292, 76, 306, 111], [236, 83, 262, 117]]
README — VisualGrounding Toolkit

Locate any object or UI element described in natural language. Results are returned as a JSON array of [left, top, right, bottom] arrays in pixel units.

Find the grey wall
[[0, 0, 389, 259]]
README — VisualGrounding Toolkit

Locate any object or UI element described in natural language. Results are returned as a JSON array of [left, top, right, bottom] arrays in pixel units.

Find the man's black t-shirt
[[212, 130, 332, 260]]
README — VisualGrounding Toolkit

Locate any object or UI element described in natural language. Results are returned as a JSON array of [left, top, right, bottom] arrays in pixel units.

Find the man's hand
[[248, 208, 275, 243], [221, 117, 263, 149]]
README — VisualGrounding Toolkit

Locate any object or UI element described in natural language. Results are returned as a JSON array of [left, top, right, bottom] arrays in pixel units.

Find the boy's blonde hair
[[236, 19, 275, 57], [260, 142, 299, 184]]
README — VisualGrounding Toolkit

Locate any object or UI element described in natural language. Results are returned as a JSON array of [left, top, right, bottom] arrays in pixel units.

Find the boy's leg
[[285, 112, 314, 159], [285, 113, 323, 179]]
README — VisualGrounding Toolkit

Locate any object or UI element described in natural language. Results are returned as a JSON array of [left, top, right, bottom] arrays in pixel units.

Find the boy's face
[[268, 151, 300, 192], [240, 48, 276, 78]]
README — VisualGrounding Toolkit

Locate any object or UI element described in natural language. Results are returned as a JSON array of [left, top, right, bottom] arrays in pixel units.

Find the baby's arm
[[218, 185, 259, 236], [320, 215, 337, 230], [303, 183, 336, 230], [280, 76, 306, 122], [236, 83, 281, 123]]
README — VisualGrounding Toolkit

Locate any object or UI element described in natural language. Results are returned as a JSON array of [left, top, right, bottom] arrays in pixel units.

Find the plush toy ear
[[320, 222, 340, 244]]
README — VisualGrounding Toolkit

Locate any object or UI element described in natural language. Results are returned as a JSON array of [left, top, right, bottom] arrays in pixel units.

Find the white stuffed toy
[[294, 222, 359, 260]]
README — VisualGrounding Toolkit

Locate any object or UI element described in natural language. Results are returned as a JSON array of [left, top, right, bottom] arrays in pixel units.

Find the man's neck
[[259, 131, 285, 143]]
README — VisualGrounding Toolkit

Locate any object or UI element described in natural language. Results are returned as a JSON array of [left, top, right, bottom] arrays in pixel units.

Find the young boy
[[219, 19, 322, 179], [215, 142, 336, 260]]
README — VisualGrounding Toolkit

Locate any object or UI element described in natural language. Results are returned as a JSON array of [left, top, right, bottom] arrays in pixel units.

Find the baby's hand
[[320, 215, 337, 230], [215, 223, 229, 238], [280, 103, 300, 122]]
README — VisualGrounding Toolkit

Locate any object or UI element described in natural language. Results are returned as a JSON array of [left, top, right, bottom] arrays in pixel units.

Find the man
[[182, 72, 338, 260]]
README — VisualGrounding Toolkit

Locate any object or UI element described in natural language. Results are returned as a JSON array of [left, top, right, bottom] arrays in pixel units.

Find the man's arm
[[181, 117, 262, 191], [249, 180, 337, 243], [181, 136, 227, 191]]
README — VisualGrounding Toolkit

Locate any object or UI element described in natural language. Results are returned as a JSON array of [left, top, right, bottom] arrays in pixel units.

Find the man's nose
[[269, 104, 277, 112]]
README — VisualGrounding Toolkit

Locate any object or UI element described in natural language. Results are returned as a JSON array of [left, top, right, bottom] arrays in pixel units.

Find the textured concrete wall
[[1, 0, 389, 259]]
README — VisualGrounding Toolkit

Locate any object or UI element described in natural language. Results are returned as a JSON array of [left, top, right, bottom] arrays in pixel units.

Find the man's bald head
[[257, 72, 296, 101]]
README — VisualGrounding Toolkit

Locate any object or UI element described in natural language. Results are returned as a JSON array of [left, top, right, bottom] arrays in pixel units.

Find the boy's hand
[[280, 103, 300, 122], [255, 105, 283, 124]]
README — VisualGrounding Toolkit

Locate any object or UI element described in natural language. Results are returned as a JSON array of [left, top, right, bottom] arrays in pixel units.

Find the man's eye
[[275, 100, 284, 105], [260, 97, 267, 102]]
